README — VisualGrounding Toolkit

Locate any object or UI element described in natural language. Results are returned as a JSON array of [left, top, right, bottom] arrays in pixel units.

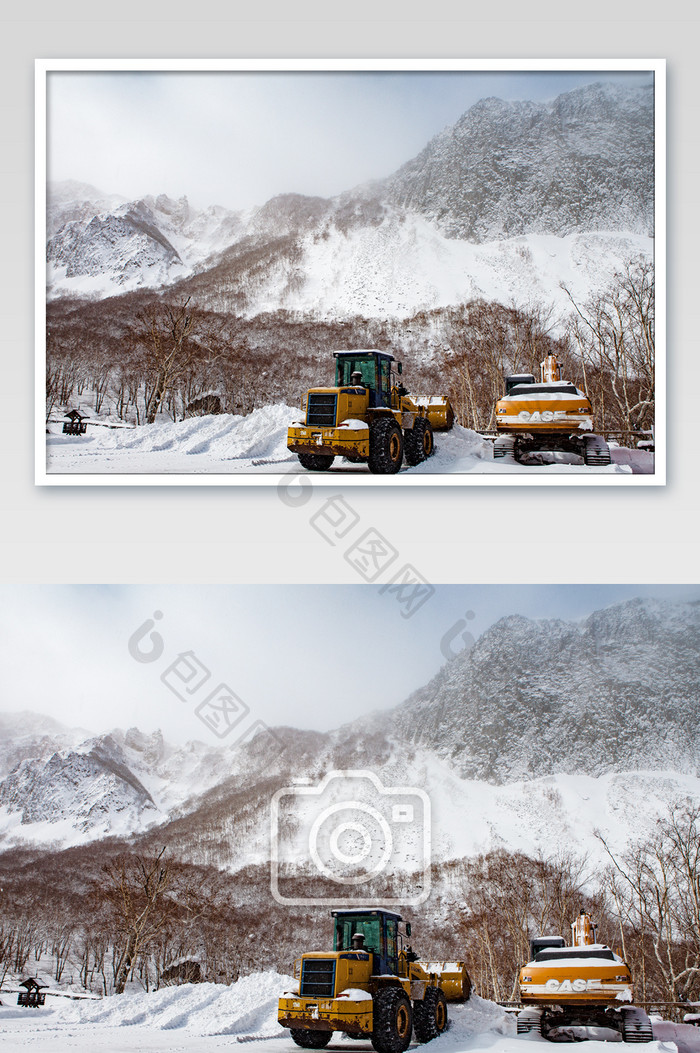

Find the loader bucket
[[419, 961, 471, 1001], [412, 396, 455, 431]]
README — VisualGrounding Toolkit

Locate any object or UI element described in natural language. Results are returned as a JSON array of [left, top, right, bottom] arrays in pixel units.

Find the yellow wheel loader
[[494, 355, 611, 466], [287, 351, 454, 474], [517, 911, 653, 1042], [278, 908, 471, 1052]]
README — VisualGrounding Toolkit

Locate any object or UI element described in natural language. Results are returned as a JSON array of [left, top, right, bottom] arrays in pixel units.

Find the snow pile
[[47, 405, 299, 474], [653, 1020, 700, 1053], [47, 410, 645, 476], [440, 995, 514, 1050], [56, 971, 295, 1038]]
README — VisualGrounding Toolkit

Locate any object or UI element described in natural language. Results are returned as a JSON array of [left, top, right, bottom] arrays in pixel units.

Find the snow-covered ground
[[0, 974, 694, 1053], [45, 407, 653, 478]]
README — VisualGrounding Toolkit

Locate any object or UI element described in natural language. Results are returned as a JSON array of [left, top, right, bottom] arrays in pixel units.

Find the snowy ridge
[[387, 84, 653, 241], [46, 82, 654, 315], [0, 720, 240, 848], [47, 185, 247, 299]]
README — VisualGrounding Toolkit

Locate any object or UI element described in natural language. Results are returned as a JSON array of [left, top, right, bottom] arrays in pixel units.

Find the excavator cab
[[529, 936, 566, 960]]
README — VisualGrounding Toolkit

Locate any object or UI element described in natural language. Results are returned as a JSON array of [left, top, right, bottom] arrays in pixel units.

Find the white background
[[1, 2, 698, 586]]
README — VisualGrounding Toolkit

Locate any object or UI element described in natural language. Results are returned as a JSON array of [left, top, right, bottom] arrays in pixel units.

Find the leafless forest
[[0, 801, 695, 1009], [46, 259, 655, 439]]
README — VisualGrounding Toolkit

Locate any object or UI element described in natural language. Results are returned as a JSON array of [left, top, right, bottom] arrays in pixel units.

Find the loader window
[[379, 359, 391, 407], [335, 916, 382, 956], [336, 357, 377, 390]]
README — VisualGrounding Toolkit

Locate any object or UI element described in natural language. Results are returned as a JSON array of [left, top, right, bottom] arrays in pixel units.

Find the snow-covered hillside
[[227, 221, 652, 321]]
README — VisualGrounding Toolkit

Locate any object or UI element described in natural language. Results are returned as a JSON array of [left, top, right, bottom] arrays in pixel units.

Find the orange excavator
[[494, 356, 611, 466], [517, 911, 653, 1042]]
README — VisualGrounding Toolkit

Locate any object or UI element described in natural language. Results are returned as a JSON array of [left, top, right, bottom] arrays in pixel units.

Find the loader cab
[[332, 908, 404, 976], [334, 351, 395, 409]]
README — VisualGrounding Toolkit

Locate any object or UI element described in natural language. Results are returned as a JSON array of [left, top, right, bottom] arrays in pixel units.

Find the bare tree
[[598, 803, 700, 1002], [102, 847, 172, 994], [563, 257, 655, 434], [137, 299, 200, 424]]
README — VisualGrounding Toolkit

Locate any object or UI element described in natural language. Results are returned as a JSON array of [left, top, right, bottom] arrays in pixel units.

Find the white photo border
[[35, 57, 666, 487]]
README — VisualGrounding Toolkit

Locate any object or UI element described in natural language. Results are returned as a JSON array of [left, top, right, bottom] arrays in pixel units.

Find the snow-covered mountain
[[47, 188, 247, 299], [46, 82, 654, 316], [0, 720, 239, 848], [1, 599, 693, 864], [385, 83, 653, 241], [384, 597, 700, 782]]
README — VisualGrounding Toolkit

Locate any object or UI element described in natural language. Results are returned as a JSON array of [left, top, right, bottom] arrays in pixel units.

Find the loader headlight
[[522, 976, 532, 982]]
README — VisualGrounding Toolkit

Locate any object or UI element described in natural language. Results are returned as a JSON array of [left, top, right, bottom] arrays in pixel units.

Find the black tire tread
[[298, 452, 335, 471], [371, 987, 413, 1053], [413, 987, 448, 1043], [404, 418, 434, 466], [368, 418, 404, 475], [290, 1028, 333, 1048]]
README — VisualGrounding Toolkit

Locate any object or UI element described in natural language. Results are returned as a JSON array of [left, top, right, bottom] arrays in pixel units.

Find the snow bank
[[46, 406, 648, 476], [46, 405, 299, 474], [55, 971, 295, 1038], [441, 995, 515, 1049]]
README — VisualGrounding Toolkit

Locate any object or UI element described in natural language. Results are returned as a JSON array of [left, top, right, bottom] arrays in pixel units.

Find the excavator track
[[583, 434, 612, 466], [620, 1007, 654, 1043], [493, 435, 516, 459]]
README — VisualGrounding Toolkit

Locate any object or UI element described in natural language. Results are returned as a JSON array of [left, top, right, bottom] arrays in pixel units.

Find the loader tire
[[404, 418, 434, 466], [371, 988, 413, 1053], [297, 453, 335, 472], [368, 419, 403, 475], [290, 1028, 333, 1048], [413, 987, 448, 1043]]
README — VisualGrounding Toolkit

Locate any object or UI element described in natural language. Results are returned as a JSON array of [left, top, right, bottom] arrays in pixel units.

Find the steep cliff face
[[388, 599, 700, 782], [386, 84, 654, 241]]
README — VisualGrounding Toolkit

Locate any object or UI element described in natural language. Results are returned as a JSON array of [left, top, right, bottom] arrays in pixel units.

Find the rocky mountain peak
[[387, 599, 700, 783]]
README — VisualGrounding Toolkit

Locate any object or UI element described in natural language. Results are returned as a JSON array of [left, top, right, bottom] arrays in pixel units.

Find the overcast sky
[[1, 584, 694, 746], [46, 68, 654, 212]]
